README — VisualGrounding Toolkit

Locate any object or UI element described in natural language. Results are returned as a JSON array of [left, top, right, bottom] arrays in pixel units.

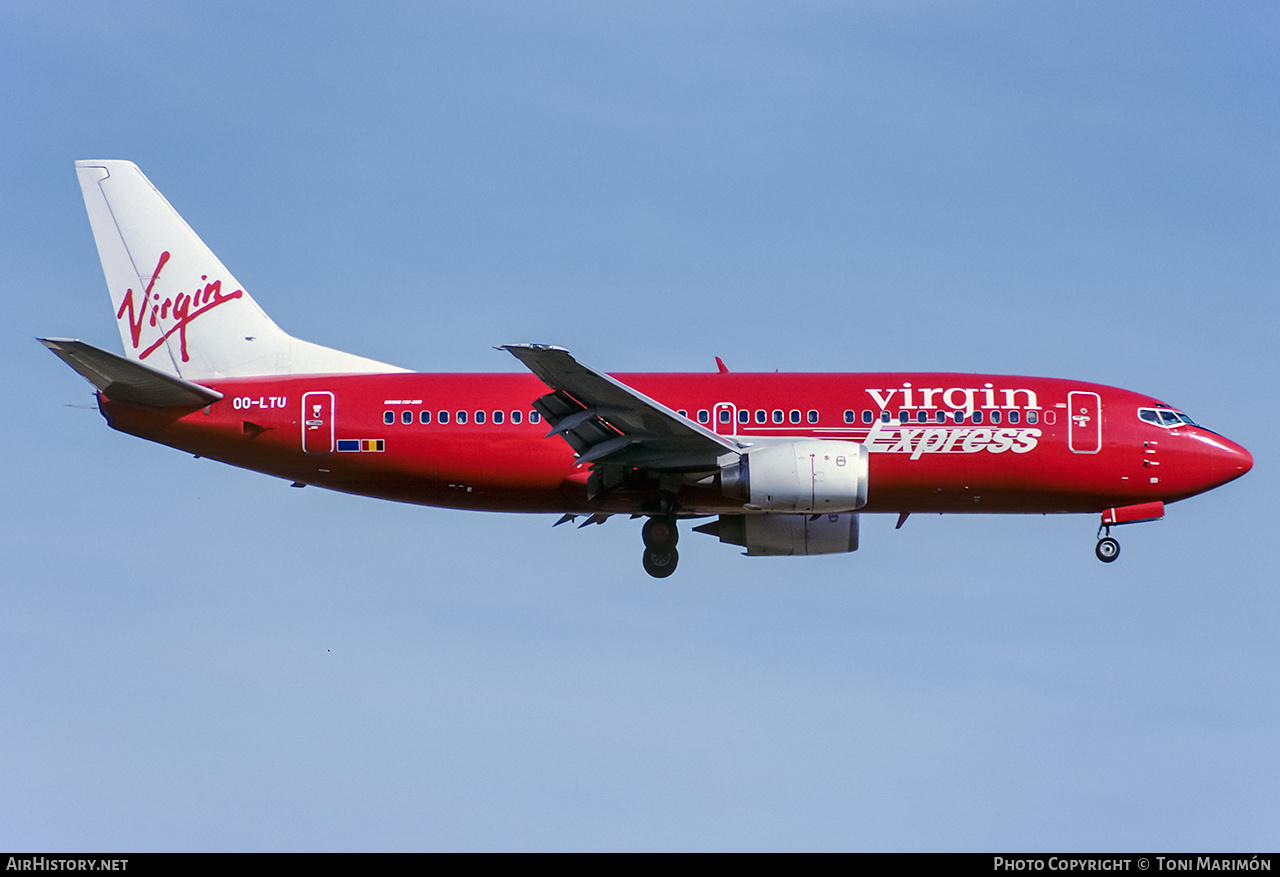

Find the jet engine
[[693, 512, 860, 556], [720, 439, 869, 513]]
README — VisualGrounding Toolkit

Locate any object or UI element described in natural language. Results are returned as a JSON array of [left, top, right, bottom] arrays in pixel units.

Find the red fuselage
[[98, 370, 1252, 518]]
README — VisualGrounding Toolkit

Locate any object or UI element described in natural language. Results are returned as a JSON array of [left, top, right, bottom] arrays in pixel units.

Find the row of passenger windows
[[692, 409, 820, 425], [842, 409, 1041, 425], [385, 409, 544, 425], [383, 407, 1045, 427], [693, 409, 1042, 426], [385, 407, 824, 427]]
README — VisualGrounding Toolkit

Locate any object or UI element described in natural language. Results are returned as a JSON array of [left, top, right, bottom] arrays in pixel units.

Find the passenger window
[[511, 411, 522, 424], [844, 410, 856, 423], [475, 410, 485, 424], [789, 410, 800, 424], [881, 411, 892, 423], [935, 411, 947, 423], [756, 410, 767, 424], [438, 410, 449, 424], [493, 410, 504, 424], [916, 411, 928, 423], [1008, 410, 1020, 424], [720, 409, 732, 424], [383, 411, 394, 425], [772, 410, 783, 424], [456, 411, 467, 424], [530, 411, 541, 423], [678, 409, 687, 418], [739, 410, 750, 424], [899, 411, 910, 423], [808, 410, 818, 424], [420, 411, 431, 424], [402, 410, 412, 424], [697, 410, 709, 424], [990, 411, 1001, 424], [972, 411, 984, 424], [1026, 411, 1038, 424], [862, 410, 873, 424], [953, 411, 964, 424]]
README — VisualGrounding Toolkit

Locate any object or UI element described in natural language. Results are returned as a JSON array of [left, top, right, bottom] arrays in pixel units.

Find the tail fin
[[75, 160, 405, 379]]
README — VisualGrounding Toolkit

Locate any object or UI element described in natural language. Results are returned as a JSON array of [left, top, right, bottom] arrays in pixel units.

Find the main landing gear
[[642, 514, 679, 578]]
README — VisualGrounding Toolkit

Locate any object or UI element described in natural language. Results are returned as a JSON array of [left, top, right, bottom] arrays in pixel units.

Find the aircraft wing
[[40, 338, 223, 408], [500, 344, 741, 471]]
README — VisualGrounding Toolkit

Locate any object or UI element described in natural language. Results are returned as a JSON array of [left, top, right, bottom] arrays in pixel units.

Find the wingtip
[[498, 343, 574, 362], [499, 343, 570, 352]]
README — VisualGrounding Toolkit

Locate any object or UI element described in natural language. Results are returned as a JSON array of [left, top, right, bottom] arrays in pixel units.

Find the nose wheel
[[1095, 536, 1120, 563], [1094, 521, 1120, 563], [642, 513, 679, 578]]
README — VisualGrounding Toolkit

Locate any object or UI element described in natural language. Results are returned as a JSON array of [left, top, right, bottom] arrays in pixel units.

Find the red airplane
[[43, 161, 1252, 577]]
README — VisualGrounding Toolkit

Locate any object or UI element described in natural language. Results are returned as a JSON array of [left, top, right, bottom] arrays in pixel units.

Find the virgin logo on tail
[[115, 251, 243, 362]]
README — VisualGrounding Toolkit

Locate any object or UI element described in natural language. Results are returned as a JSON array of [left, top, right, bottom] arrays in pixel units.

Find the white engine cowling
[[721, 440, 869, 513], [694, 513, 860, 556]]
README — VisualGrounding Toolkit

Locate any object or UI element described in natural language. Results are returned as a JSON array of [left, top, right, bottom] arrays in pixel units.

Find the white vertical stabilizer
[[75, 160, 406, 379]]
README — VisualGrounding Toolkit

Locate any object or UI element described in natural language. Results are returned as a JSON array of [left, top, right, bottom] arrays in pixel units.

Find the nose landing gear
[[1096, 520, 1121, 562], [1095, 534, 1120, 563], [1092, 502, 1163, 563], [641, 514, 679, 578]]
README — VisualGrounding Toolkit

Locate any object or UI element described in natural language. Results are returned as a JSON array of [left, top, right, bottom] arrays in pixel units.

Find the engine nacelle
[[721, 439, 869, 513], [694, 513, 860, 556]]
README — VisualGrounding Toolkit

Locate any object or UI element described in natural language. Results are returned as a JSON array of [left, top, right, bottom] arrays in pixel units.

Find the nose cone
[[1221, 436, 1253, 481], [1187, 431, 1253, 492]]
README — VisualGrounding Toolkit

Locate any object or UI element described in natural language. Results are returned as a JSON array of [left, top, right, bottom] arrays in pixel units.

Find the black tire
[[643, 547, 679, 578], [1095, 537, 1120, 563], [642, 517, 678, 549]]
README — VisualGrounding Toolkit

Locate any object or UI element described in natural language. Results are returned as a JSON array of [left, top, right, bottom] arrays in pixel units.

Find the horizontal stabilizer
[[39, 338, 223, 408]]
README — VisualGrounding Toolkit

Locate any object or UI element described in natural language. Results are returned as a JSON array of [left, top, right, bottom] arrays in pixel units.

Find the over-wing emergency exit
[[42, 161, 1252, 577]]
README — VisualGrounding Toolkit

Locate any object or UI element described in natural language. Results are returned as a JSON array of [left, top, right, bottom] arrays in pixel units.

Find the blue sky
[[2, 2, 1276, 851]]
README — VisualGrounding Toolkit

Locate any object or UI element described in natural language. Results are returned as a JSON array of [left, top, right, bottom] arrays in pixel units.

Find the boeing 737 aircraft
[[43, 161, 1252, 577]]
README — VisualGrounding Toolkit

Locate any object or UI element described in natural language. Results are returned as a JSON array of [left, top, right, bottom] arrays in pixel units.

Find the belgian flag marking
[[337, 439, 385, 452]]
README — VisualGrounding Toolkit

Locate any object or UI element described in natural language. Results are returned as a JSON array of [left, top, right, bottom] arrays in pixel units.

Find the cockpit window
[[1139, 407, 1200, 429]]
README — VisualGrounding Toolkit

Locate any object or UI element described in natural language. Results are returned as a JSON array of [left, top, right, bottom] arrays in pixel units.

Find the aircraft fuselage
[[99, 370, 1251, 518]]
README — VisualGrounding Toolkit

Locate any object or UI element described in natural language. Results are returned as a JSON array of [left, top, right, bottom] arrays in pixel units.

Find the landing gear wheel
[[643, 547, 679, 578], [1095, 537, 1120, 563], [642, 517, 678, 549]]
